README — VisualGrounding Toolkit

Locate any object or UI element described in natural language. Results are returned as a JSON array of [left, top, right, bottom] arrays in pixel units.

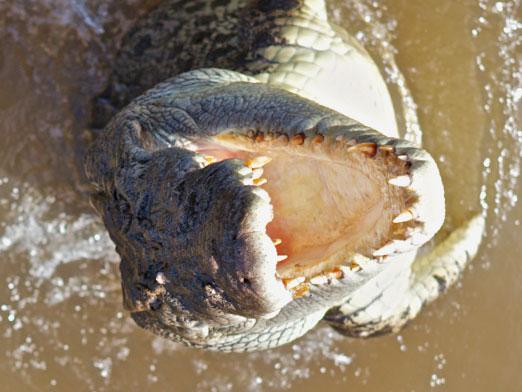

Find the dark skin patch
[[133, 35, 152, 57], [255, 0, 300, 12]]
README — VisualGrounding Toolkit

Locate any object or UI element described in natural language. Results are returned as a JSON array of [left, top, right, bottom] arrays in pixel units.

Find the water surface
[[0, 0, 521, 390]]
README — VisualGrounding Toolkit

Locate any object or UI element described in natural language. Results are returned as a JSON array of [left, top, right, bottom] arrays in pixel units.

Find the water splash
[[474, 0, 522, 243]]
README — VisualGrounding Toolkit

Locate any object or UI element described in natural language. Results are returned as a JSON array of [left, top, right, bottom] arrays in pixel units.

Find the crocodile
[[85, 0, 485, 352]]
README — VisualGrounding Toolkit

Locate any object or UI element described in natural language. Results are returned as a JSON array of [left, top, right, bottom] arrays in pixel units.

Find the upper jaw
[[213, 124, 445, 256], [90, 75, 445, 332]]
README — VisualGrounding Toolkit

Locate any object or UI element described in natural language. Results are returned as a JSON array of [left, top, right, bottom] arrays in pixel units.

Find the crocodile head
[[85, 71, 444, 348]]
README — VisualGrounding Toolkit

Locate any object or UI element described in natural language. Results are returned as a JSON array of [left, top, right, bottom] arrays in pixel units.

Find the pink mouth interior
[[194, 136, 409, 281]]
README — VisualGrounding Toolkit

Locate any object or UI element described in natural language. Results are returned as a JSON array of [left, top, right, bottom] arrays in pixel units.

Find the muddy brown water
[[0, 0, 521, 391]]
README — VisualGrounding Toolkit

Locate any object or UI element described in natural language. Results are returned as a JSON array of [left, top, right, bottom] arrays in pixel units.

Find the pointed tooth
[[339, 265, 352, 275], [238, 166, 252, 176], [379, 145, 394, 153], [276, 255, 288, 262], [204, 155, 217, 164], [284, 276, 305, 289], [328, 268, 344, 279], [291, 133, 305, 145], [349, 142, 377, 157], [276, 133, 289, 145], [373, 242, 397, 257], [373, 248, 390, 257], [312, 134, 324, 144], [255, 132, 265, 142], [349, 260, 361, 270], [373, 240, 410, 257], [272, 238, 282, 246], [251, 187, 270, 202], [388, 175, 411, 187], [253, 178, 267, 186], [393, 210, 415, 223], [252, 168, 263, 179], [310, 275, 328, 285], [292, 283, 310, 298], [246, 156, 272, 168]]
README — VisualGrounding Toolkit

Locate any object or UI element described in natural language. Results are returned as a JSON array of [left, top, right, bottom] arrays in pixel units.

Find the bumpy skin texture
[[93, 0, 399, 134], [87, 0, 484, 351]]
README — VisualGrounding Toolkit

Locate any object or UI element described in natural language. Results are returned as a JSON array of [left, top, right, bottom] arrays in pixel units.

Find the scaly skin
[[93, 0, 401, 135], [87, 0, 485, 351]]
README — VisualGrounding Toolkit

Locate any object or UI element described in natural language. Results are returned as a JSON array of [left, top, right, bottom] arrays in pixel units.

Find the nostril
[[149, 298, 162, 311], [200, 278, 215, 290]]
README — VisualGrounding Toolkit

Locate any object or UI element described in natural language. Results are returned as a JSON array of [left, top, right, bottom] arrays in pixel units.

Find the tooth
[[397, 155, 408, 161], [251, 187, 270, 202], [373, 245, 395, 257], [373, 241, 397, 257], [328, 268, 343, 279], [373, 248, 389, 257], [272, 238, 282, 246], [379, 145, 394, 153], [339, 265, 352, 275], [253, 178, 267, 186], [310, 275, 328, 285], [246, 129, 256, 138], [238, 167, 252, 175], [204, 156, 217, 164], [252, 168, 263, 179], [291, 133, 305, 145], [276, 255, 288, 262], [276, 133, 289, 144], [393, 210, 415, 223], [255, 132, 265, 142], [349, 261, 361, 270], [349, 142, 377, 157], [246, 156, 272, 168], [155, 272, 167, 285], [292, 283, 310, 298], [284, 276, 305, 289], [312, 134, 324, 144], [388, 175, 411, 187], [373, 240, 410, 257]]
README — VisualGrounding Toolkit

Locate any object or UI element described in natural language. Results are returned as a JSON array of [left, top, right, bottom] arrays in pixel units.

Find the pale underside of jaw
[[190, 129, 420, 298]]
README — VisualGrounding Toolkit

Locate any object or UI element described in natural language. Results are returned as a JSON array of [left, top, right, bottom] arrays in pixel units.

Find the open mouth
[[188, 126, 444, 299]]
